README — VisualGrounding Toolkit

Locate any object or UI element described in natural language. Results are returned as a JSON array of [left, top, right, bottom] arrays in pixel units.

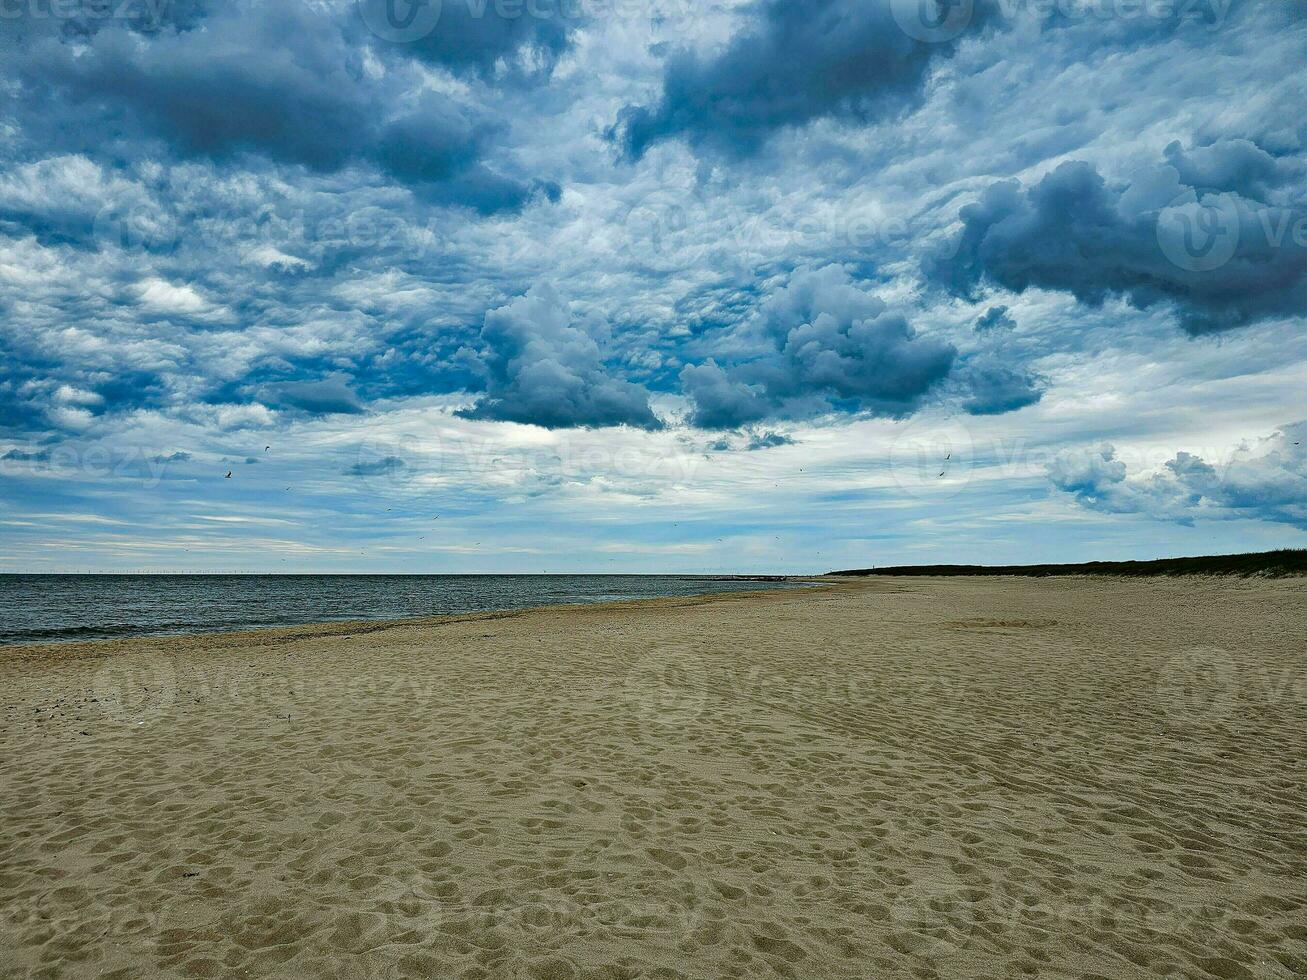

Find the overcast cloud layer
[[1, 0, 1304, 571]]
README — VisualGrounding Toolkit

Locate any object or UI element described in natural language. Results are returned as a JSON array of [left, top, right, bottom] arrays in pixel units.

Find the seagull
[[938, 471, 945, 478], [225, 471, 232, 479], [945, 453, 951, 460], [264, 446, 271, 452]]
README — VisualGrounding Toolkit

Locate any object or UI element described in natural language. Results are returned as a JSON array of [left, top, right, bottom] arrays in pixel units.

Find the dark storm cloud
[[359, 0, 574, 76], [680, 266, 957, 428], [611, 0, 1000, 159], [926, 143, 1307, 334], [1049, 423, 1307, 529], [459, 284, 663, 430], [678, 361, 770, 430], [974, 305, 1015, 332], [612, 0, 1264, 162], [3, 1, 542, 208], [260, 378, 366, 416], [953, 355, 1043, 416]]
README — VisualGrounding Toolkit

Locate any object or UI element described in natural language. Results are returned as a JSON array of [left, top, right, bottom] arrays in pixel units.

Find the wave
[[0, 621, 210, 644]]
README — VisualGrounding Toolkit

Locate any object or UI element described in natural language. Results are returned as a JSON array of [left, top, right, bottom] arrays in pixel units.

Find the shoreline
[[0, 575, 831, 653], [0, 576, 838, 657]]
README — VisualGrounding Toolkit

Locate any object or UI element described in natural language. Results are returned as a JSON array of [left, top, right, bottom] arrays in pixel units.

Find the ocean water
[[0, 574, 809, 646]]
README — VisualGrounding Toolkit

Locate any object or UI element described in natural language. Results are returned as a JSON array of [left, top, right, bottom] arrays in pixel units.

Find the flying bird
[[938, 471, 945, 478], [225, 471, 232, 479], [264, 446, 271, 452], [945, 453, 951, 460]]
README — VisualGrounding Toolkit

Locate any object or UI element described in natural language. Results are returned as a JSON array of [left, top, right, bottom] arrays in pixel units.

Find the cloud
[[679, 360, 770, 430], [926, 143, 1307, 334], [954, 354, 1043, 416], [746, 431, 795, 450], [260, 379, 365, 416], [6, 2, 543, 209], [681, 265, 956, 427], [974, 305, 1016, 332], [1049, 423, 1307, 528], [346, 455, 407, 477], [459, 283, 662, 430], [611, 0, 997, 159], [2, 449, 51, 462], [359, 0, 574, 77]]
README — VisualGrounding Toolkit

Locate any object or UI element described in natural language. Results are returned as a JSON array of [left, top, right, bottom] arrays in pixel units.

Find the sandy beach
[[2, 575, 1304, 979]]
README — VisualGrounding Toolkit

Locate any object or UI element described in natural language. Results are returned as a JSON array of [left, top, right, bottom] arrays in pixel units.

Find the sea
[[0, 574, 811, 646]]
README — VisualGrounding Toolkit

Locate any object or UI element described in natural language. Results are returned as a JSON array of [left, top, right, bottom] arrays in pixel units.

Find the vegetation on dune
[[830, 550, 1307, 578]]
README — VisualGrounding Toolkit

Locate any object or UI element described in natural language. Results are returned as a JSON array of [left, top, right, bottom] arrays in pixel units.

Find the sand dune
[[2, 576, 1304, 979]]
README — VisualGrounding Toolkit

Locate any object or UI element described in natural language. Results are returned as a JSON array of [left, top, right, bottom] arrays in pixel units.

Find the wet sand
[[1, 575, 1304, 979]]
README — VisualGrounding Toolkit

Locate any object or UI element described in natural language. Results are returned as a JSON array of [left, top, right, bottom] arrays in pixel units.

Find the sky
[[0, 0, 1304, 573]]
